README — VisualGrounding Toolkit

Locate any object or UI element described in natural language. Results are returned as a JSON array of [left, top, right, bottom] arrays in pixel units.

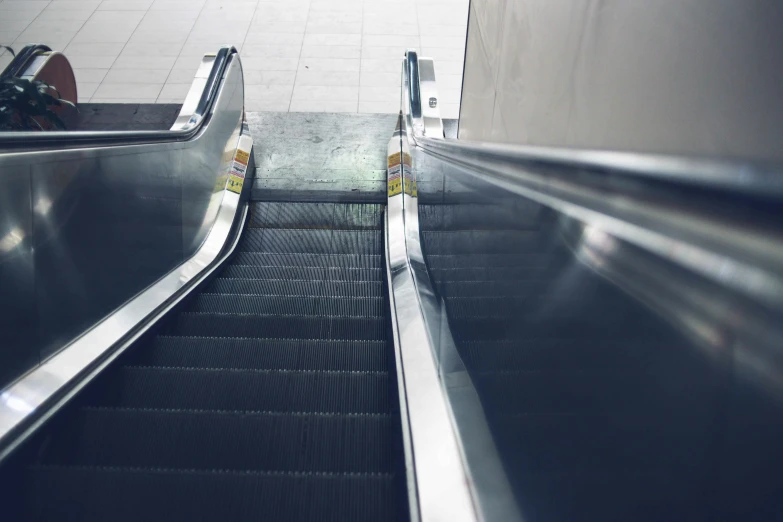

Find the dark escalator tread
[[220, 264, 382, 281], [205, 278, 383, 298], [187, 294, 384, 317], [131, 337, 388, 371], [239, 229, 382, 255], [27, 466, 396, 522], [232, 252, 383, 269], [91, 367, 390, 413], [41, 408, 395, 473], [250, 202, 383, 230], [169, 313, 385, 340]]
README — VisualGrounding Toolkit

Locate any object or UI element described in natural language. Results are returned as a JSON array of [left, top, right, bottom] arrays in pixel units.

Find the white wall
[[458, 0, 783, 163]]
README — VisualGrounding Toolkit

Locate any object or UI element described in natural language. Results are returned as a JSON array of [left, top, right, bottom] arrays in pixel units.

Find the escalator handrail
[[404, 50, 783, 312], [0, 44, 52, 79], [0, 45, 237, 149], [414, 135, 783, 199]]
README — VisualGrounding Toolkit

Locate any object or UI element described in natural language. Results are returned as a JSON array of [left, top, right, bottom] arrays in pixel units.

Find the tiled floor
[[0, 0, 467, 117]]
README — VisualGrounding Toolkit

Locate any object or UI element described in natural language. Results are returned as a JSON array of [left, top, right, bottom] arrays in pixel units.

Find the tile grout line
[[287, 0, 312, 112], [358, 0, 364, 113], [160, 0, 210, 103], [86, 2, 150, 103], [235, 0, 261, 109]]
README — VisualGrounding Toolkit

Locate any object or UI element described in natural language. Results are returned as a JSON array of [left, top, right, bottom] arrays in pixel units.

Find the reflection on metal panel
[[0, 54, 245, 389], [414, 49, 783, 519]]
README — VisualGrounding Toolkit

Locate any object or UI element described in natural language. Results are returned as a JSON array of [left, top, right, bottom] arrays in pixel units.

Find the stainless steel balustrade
[[0, 47, 249, 460], [392, 49, 783, 521]]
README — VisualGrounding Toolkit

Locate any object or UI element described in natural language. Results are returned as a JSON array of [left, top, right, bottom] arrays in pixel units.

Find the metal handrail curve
[[0, 45, 237, 148]]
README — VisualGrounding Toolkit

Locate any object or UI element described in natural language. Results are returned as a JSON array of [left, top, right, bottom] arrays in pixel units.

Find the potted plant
[[0, 46, 75, 131]]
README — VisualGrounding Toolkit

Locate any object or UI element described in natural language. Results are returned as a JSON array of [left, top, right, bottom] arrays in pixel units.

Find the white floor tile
[[67, 54, 118, 68], [301, 45, 360, 59], [72, 68, 110, 83], [294, 69, 359, 86], [104, 68, 171, 84], [242, 69, 296, 85], [241, 45, 302, 59], [298, 58, 360, 72], [359, 71, 401, 87], [159, 82, 191, 99], [361, 46, 408, 59], [150, 0, 206, 11], [76, 82, 100, 99], [1, 0, 467, 114], [65, 42, 125, 56], [359, 100, 399, 114], [244, 32, 304, 45], [291, 84, 358, 102], [303, 34, 361, 47], [113, 55, 178, 69], [98, 0, 154, 10], [93, 82, 164, 99], [359, 84, 399, 102]]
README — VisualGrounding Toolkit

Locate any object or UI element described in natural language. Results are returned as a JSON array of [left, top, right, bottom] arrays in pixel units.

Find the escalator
[[2, 45, 783, 522], [4, 202, 406, 521]]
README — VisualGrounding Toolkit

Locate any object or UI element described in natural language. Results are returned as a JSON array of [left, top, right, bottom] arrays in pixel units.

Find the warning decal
[[227, 135, 252, 194]]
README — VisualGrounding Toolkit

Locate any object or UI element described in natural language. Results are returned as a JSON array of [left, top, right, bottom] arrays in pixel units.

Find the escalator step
[[250, 202, 383, 230], [205, 278, 383, 298], [239, 229, 382, 255], [169, 313, 385, 340], [41, 408, 395, 473], [131, 337, 388, 371], [26, 466, 396, 522], [186, 295, 384, 317], [232, 252, 383, 269], [90, 367, 390, 413], [220, 265, 382, 281]]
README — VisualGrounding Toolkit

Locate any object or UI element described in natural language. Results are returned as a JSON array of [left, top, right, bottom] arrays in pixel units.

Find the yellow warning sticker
[[388, 152, 401, 168], [388, 164, 402, 196], [227, 135, 253, 194]]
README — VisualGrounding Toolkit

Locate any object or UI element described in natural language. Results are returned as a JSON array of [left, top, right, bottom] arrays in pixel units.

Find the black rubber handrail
[[0, 45, 237, 149], [0, 44, 52, 79]]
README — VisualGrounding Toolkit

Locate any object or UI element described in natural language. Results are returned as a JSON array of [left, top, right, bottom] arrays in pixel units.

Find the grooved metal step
[[250, 202, 383, 230], [239, 229, 382, 255], [231, 252, 383, 269], [130, 337, 388, 372], [205, 278, 383, 298], [169, 313, 385, 340], [187, 295, 384, 317], [220, 265, 382, 281], [26, 466, 397, 522], [41, 408, 395, 472], [90, 367, 391, 413]]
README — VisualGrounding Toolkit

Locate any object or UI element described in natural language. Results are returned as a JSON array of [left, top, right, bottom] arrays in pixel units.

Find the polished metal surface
[[408, 52, 783, 519], [400, 52, 522, 522], [0, 50, 248, 455], [385, 111, 477, 522], [414, 136, 783, 310], [0, 46, 236, 148], [459, 1, 783, 163]]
